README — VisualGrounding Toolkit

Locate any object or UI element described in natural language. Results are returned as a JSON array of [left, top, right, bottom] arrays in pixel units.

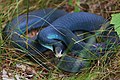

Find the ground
[[0, 0, 120, 80]]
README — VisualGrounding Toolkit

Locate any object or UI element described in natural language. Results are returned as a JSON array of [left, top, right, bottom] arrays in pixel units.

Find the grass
[[0, 0, 120, 80]]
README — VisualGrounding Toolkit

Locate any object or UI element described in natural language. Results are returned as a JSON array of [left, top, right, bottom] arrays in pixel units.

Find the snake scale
[[3, 8, 120, 72]]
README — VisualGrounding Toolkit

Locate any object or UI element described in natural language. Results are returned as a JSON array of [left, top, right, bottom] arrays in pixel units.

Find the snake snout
[[53, 42, 66, 58], [54, 46, 63, 58]]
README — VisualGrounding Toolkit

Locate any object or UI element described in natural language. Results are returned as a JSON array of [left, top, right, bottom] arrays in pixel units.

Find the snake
[[37, 11, 119, 72], [3, 8, 120, 72]]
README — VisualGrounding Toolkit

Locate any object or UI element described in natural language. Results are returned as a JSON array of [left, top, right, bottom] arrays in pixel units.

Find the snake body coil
[[38, 12, 119, 56], [3, 8, 67, 55]]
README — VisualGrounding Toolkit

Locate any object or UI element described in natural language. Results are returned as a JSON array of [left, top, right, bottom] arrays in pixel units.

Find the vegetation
[[0, 0, 120, 80], [111, 13, 120, 36]]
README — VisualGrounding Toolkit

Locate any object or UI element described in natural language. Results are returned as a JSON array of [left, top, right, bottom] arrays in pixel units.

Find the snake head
[[54, 46, 63, 58], [53, 42, 66, 58]]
